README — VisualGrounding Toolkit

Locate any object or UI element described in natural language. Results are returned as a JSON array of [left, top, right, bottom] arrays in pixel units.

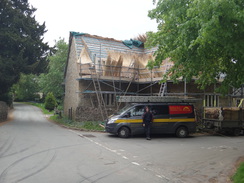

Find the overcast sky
[[28, 0, 158, 46]]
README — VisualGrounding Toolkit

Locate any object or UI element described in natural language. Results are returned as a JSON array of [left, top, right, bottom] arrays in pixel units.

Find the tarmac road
[[0, 103, 244, 183]]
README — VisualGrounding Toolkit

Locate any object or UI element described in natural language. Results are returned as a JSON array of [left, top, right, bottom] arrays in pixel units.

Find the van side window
[[130, 106, 145, 116], [151, 105, 169, 115]]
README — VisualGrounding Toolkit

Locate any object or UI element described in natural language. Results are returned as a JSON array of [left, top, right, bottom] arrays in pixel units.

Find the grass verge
[[26, 102, 104, 131], [50, 115, 104, 131], [25, 102, 53, 115], [232, 162, 244, 183]]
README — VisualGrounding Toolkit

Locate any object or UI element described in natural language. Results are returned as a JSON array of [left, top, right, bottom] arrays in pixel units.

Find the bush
[[44, 92, 57, 111]]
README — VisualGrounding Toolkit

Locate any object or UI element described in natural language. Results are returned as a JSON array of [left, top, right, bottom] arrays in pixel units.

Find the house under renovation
[[63, 32, 244, 121]]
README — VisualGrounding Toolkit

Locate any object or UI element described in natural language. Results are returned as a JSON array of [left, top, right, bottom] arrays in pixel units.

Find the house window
[[102, 93, 115, 106], [205, 95, 219, 107]]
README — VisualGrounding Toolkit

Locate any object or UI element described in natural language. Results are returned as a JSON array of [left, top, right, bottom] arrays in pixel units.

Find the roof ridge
[[84, 34, 122, 43], [70, 31, 122, 43]]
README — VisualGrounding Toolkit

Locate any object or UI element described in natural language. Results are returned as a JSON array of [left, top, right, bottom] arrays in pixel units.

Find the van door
[[168, 105, 195, 133], [126, 105, 145, 134], [151, 105, 170, 134]]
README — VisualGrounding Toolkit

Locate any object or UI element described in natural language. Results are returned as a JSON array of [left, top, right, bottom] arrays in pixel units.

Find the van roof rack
[[118, 96, 200, 103]]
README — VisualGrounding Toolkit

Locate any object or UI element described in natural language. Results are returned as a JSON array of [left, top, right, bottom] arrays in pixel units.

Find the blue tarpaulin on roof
[[122, 39, 143, 49]]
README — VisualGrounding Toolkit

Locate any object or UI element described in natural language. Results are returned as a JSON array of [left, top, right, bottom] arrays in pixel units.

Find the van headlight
[[107, 117, 118, 124]]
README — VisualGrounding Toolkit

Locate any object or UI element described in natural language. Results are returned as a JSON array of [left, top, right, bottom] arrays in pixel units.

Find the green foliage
[[232, 162, 244, 183], [25, 102, 53, 114], [38, 39, 68, 102], [49, 115, 104, 131], [146, 59, 155, 70], [0, 0, 52, 98], [12, 73, 40, 101], [146, 0, 244, 92], [81, 121, 104, 131], [44, 92, 57, 111], [0, 92, 13, 106]]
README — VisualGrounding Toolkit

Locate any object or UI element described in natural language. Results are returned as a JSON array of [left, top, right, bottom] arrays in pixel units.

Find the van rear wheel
[[176, 127, 188, 138], [118, 127, 130, 138]]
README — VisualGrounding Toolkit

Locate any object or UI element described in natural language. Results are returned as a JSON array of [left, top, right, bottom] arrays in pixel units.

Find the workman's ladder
[[118, 96, 199, 103], [90, 67, 108, 121], [158, 82, 167, 96]]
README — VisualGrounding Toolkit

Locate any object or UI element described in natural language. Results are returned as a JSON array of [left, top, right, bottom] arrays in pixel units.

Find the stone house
[[63, 32, 244, 121]]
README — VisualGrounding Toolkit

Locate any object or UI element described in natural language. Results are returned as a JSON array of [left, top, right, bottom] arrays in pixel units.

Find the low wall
[[75, 106, 114, 121], [75, 106, 101, 121]]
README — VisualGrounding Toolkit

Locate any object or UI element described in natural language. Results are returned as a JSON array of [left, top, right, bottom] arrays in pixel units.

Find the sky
[[28, 0, 158, 46]]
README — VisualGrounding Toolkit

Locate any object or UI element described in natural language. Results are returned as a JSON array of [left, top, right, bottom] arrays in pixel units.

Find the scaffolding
[[78, 62, 244, 118], [79, 62, 164, 95], [89, 66, 108, 121], [78, 62, 167, 118], [69, 33, 244, 122]]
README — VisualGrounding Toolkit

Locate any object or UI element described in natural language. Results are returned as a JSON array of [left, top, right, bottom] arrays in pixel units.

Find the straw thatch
[[111, 60, 117, 76], [103, 55, 112, 76], [115, 55, 123, 77], [133, 34, 147, 44], [78, 41, 92, 64], [101, 50, 174, 79], [103, 54, 124, 77]]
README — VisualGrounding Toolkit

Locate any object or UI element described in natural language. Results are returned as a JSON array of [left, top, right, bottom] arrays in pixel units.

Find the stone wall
[[0, 101, 8, 122], [63, 37, 81, 119], [75, 106, 114, 122], [75, 106, 101, 121]]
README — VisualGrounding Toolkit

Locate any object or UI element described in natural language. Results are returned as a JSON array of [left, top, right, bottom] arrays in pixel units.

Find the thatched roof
[[71, 32, 156, 60], [65, 31, 171, 79]]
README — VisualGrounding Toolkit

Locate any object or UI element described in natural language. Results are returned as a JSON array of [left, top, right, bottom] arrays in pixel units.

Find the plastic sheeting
[[70, 31, 86, 37], [122, 39, 143, 49]]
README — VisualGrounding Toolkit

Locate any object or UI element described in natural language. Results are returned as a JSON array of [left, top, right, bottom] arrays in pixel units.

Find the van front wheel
[[118, 127, 130, 138], [176, 127, 188, 138]]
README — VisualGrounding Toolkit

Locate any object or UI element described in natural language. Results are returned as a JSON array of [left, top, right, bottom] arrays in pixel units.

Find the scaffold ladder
[[90, 68, 108, 121]]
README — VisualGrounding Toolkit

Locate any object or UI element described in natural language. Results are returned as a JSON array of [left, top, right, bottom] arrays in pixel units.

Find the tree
[[146, 0, 244, 93], [0, 0, 51, 98], [38, 39, 68, 102], [12, 73, 40, 101]]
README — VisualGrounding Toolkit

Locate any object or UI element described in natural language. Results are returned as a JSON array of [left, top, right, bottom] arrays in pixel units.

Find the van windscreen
[[114, 104, 133, 115], [169, 105, 193, 115]]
